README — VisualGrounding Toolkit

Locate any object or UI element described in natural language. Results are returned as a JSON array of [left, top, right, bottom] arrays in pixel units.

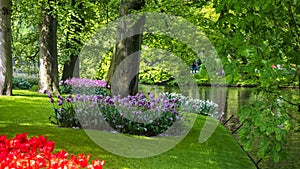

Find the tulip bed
[[0, 132, 104, 169]]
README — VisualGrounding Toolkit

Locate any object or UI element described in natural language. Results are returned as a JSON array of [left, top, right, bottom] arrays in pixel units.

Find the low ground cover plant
[[0, 132, 105, 169]]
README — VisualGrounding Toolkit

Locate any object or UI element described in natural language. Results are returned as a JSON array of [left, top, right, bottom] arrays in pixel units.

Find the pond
[[139, 84, 300, 169]]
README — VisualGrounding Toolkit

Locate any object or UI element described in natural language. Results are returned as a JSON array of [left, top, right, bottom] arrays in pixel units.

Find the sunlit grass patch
[[0, 90, 256, 169]]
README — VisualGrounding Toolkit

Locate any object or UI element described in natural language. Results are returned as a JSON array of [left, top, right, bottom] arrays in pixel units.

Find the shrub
[[0, 132, 105, 169], [139, 68, 174, 85], [12, 77, 33, 89]]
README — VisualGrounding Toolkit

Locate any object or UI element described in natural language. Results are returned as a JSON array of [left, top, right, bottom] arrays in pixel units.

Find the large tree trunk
[[106, 0, 145, 97], [38, 0, 59, 94], [61, 51, 79, 81], [61, 0, 83, 81], [0, 0, 12, 96]]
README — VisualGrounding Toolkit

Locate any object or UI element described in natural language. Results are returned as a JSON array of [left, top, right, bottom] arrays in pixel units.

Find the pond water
[[139, 84, 300, 169]]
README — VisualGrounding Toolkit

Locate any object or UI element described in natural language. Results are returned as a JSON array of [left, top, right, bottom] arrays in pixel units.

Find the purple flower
[[66, 97, 73, 102], [97, 95, 103, 100], [50, 98, 54, 104], [58, 100, 63, 106], [57, 95, 64, 101], [47, 93, 52, 98]]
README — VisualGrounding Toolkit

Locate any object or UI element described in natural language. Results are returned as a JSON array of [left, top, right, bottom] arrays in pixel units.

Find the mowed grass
[[0, 90, 256, 169]]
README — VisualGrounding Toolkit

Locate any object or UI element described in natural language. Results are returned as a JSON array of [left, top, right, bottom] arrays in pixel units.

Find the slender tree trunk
[[61, 0, 83, 81], [0, 0, 12, 96], [38, 0, 59, 94], [106, 0, 145, 97], [61, 34, 79, 81]]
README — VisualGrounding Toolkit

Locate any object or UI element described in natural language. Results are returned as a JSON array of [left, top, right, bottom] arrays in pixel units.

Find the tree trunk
[[0, 0, 12, 96], [38, 0, 59, 94], [106, 0, 145, 97], [61, 35, 79, 81], [61, 0, 83, 81]]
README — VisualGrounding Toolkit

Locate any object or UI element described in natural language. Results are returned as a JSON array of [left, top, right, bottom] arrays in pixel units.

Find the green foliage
[[139, 68, 173, 85], [101, 105, 179, 136], [194, 65, 210, 84], [95, 51, 112, 80], [12, 0, 40, 76], [238, 96, 291, 162], [59, 84, 73, 94], [13, 77, 38, 89], [12, 78, 32, 90], [48, 94, 81, 128], [211, 0, 300, 163]]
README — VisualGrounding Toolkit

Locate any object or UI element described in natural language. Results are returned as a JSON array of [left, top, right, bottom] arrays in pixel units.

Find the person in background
[[191, 62, 197, 74], [197, 59, 202, 70]]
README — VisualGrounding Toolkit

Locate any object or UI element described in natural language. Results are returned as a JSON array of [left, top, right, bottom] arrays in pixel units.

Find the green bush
[[12, 77, 33, 90], [139, 68, 174, 85]]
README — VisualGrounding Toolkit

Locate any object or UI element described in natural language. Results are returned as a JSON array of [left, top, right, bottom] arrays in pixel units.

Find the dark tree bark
[[106, 0, 145, 97], [38, 0, 59, 94], [61, 0, 83, 81], [0, 0, 12, 96]]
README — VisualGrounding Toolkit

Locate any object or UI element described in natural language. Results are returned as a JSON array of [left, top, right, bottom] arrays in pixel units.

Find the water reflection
[[139, 84, 300, 169], [139, 84, 254, 120]]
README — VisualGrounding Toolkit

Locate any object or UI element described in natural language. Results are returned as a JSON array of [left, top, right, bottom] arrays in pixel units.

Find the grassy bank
[[0, 90, 256, 169]]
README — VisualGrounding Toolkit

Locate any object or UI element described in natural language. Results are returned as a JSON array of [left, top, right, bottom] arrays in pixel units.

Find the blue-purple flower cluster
[[60, 78, 107, 88], [48, 93, 79, 128], [71, 92, 183, 136], [48, 91, 221, 136], [59, 78, 108, 95]]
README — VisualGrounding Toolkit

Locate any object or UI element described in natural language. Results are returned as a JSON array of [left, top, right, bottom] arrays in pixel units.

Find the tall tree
[[106, 0, 145, 97], [0, 0, 12, 95], [60, 0, 83, 81], [38, 0, 59, 93]]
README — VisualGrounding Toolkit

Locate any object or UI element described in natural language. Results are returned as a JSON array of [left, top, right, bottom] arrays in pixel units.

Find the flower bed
[[59, 78, 108, 96], [48, 91, 222, 137], [0, 133, 105, 169]]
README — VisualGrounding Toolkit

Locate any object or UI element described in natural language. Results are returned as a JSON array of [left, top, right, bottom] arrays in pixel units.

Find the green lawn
[[0, 90, 256, 169]]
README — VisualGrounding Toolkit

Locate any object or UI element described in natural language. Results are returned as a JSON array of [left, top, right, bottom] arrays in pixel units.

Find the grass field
[[0, 90, 256, 169]]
